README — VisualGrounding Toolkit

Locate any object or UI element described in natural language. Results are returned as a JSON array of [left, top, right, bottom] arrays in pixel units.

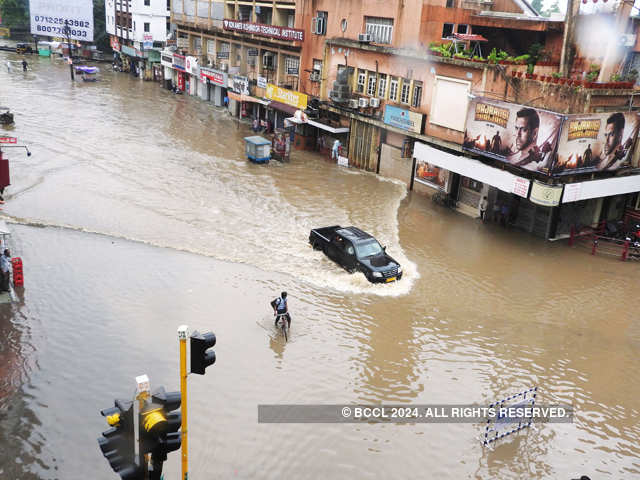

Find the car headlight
[[397, 266, 403, 274], [372, 272, 383, 278]]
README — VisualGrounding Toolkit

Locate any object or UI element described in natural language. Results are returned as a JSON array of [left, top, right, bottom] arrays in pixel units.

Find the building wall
[[131, 13, 168, 42]]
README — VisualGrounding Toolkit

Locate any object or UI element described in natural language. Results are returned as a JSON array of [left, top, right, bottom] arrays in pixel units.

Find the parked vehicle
[[309, 226, 402, 283], [0, 107, 14, 125], [15, 43, 33, 54]]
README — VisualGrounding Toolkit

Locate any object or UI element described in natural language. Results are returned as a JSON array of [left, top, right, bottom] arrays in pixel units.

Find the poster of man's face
[[463, 98, 563, 173], [553, 112, 640, 175]]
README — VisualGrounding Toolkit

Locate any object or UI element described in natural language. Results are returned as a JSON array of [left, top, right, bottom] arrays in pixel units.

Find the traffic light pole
[[178, 325, 189, 480]]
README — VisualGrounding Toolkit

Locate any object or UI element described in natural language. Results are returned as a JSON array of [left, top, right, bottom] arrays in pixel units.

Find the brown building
[[293, 0, 640, 239]]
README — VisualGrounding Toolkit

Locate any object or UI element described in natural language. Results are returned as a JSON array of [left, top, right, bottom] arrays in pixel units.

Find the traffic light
[[98, 399, 141, 480], [190, 330, 216, 375], [139, 386, 182, 480]]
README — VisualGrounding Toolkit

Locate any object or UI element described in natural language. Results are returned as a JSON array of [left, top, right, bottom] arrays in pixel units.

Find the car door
[[343, 241, 357, 270], [327, 234, 343, 261]]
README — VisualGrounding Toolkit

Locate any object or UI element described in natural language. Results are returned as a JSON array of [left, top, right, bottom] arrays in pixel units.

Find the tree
[[0, 0, 29, 28], [93, 0, 110, 52], [542, 0, 562, 17], [531, 0, 543, 15]]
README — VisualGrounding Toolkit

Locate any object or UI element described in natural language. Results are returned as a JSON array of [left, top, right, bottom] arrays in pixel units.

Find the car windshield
[[354, 240, 383, 258]]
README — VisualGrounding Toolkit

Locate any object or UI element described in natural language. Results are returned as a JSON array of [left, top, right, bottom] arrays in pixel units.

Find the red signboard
[[110, 35, 120, 52], [0, 137, 17, 144], [200, 69, 225, 86], [176, 72, 185, 91], [223, 19, 304, 42]]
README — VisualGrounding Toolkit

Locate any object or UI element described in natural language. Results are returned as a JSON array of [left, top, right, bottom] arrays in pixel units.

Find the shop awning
[[286, 116, 350, 134], [561, 174, 640, 203], [228, 91, 269, 104], [268, 101, 298, 115], [414, 142, 531, 196]]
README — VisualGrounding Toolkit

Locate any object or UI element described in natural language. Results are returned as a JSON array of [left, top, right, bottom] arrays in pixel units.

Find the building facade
[[106, 0, 171, 79]]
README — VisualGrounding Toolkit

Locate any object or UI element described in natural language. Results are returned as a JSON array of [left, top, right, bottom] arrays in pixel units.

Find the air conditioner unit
[[619, 34, 637, 47], [310, 71, 320, 82], [349, 99, 359, 109], [358, 97, 369, 108], [369, 97, 380, 108], [358, 33, 372, 43]]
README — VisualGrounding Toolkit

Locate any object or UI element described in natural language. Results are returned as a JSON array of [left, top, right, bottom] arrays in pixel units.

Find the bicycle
[[275, 312, 289, 342]]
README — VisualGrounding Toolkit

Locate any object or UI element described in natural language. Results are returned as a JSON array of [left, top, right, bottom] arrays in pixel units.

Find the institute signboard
[[200, 67, 227, 87], [223, 19, 304, 42], [383, 105, 424, 134]]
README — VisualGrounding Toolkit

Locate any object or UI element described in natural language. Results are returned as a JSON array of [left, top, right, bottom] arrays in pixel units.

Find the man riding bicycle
[[271, 291, 291, 329]]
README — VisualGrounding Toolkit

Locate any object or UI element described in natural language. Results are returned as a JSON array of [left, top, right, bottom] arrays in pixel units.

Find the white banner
[[30, 0, 94, 42]]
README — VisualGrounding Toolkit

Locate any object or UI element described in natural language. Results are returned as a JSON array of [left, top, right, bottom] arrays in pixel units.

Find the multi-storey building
[[169, 0, 306, 124], [292, 0, 640, 240], [106, 0, 171, 79]]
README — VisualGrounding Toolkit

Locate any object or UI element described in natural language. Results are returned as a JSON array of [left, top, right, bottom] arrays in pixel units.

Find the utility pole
[[64, 20, 75, 81], [178, 325, 189, 480]]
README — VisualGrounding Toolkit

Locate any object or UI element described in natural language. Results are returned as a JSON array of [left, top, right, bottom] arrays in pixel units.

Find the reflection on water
[[0, 52, 639, 479]]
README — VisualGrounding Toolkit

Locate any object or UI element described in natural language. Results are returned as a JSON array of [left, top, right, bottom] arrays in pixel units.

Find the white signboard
[[562, 183, 583, 203], [511, 177, 530, 198], [257, 76, 267, 89], [30, 0, 94, 42]]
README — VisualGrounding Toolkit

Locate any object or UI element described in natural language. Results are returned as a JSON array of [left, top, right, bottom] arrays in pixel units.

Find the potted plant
[[551, 72, 561, 84], [559, 78, 567, 85], [515, 71, 522, 78]]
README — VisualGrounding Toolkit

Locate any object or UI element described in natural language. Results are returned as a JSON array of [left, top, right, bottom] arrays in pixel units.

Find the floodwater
[[1, 50, 639, 480]]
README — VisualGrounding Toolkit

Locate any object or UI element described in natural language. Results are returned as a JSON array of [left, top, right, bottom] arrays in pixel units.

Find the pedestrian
[[0, 249, 11, 292], [331, 139, 341, 161], [22, 59, 28, 72], [6, 61, 11, 73], [252, 117, 259, 132], [479, 196, 488, 222], [500, 203, 509, 227], [492, 202, 501, 223], [223, 95, 229, 109]]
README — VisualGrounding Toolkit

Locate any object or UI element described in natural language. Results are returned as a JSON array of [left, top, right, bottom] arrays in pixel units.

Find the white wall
[[105, 0, 115, 35], [132, 0, 170, 17], [131, 13, 168, 42]]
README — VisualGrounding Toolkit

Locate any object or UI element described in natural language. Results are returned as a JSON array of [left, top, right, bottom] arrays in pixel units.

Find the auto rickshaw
[[15, 43, 33, 54]]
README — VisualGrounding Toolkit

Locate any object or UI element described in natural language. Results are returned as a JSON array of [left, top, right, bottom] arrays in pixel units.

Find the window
[[312, 11, 327, 35], [133, 21, 136, 31], [446, 0, 455, 7], [357, 70, 366, 93], [256, 6, 272, 25], [400, 80, 410, 104], [288, 14, 295, 28], [144, 0, 150, 5], [457, 24, 468, 34], [367, 73, 377, 96], [430, 76, 471, 131], [144, 22, 150, 32], [389, 77, 399, 101], [207, 39, 215, 54], [313, 58, 323, 72], [285, 56, 299, 76], [442, 23, 453, 39], [167, 0, 170, 9], [412, 81, 423, 107], [365, 17, 393, 44], [238, 5, 252, 21], [378, 74, 387, 98]]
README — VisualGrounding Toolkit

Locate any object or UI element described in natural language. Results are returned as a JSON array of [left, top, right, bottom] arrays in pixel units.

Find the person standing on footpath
[[479, 196, 488, 222], [0, 249, 11, 292]]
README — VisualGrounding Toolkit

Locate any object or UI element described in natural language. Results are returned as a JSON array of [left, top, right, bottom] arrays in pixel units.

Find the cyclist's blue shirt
[[276, 297, 287, 313]]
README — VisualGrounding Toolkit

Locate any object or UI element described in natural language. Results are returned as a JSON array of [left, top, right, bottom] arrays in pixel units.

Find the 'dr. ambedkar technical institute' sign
[[223, 19, 304, 42]]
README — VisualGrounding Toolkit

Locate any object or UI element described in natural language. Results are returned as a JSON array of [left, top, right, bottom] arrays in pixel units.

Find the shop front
[[172, 54, 186, 92], [265, 84, 307, 130], [161, 52, 173, 89], [185, 56, 199, 96], [200, 67, 228, 106]]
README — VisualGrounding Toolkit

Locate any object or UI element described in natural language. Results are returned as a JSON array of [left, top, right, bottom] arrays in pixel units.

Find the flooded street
[[1, 52, 639, 479]]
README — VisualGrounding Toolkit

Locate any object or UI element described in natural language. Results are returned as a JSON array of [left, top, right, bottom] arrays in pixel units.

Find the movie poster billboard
[[551, 112, 640, 175], [414, 160, 450, 192], [463, 97, 563, 174]]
